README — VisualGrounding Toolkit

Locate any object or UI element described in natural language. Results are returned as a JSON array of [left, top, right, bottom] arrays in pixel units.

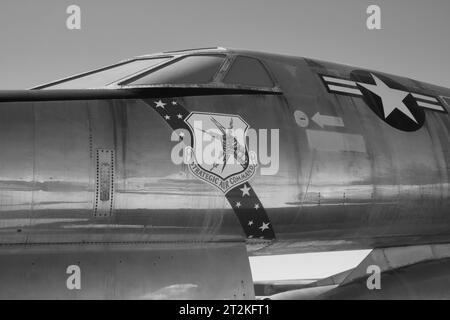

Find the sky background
[[0, 0, 448, 280]]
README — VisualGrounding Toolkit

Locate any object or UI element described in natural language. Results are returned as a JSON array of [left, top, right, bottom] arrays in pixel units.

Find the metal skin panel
[[0, 242, 253, 299], [0, 95, 297, 245], [255, 56, 450, 254], [0, 92, 448, 249], [0, 102, 34, 244]]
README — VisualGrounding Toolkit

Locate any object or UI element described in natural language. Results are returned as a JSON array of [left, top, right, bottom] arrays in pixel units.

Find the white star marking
[[164, 115, 170, 120], [236, 202, 241, 208], [254, 203, 260, 210], [179, 131, 185, 137], [240, 184, 251, 197], [177, 114, 183, 119], [259, 222, 270, 232], [154, 100, 166, 109], [357, 74, 417, 123], [248, 220, 254, 226], [171, 101, 177, 105]]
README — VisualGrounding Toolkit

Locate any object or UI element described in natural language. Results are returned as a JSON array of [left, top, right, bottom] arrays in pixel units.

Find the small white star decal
[[248, 220, 254, 226], [179, 131, 185, 137], [259, 222, 270, 231], [240, 184, 251, 197], [164, 115, 170, 120], [236, 202, 241, 208], [254, 203, 260, 210], [171, 101, 177, 105], [177, 114, 183, 119], [154, 100, 166, 109]]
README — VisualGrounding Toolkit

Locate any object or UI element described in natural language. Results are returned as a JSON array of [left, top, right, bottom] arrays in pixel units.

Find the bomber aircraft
[[0, 47, 449, 299]]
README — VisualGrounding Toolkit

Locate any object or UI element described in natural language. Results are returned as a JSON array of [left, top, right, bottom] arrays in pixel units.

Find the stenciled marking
[[306, 129, 367, 153], [311, 112, 344, 128], [143, 98, 275, 241]]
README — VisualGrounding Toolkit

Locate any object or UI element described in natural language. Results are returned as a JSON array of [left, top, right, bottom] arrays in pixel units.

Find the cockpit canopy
[[33, 48, 278, 92]]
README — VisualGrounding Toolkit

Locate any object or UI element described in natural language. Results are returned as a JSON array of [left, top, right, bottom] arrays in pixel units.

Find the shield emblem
[[184, 112, 257, 193]]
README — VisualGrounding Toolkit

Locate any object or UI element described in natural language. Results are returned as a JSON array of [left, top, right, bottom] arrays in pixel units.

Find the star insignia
[[177, 114, 183, 119], [259, 222, 270, 232], [358, 74, 417, 123], [254, 203, 260, 210], [236, 202, 242, 208], [154, 100, 166, 109], [171, 101, 177, 105], [164, 115, 170, 120], [240, 184, 251, 197], [248, 220, 254, 226]]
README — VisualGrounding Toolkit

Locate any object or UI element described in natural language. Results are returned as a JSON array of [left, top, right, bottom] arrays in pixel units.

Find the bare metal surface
[[0, 242, 253, 299]]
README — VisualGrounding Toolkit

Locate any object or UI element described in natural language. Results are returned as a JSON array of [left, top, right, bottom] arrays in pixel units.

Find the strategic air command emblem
[[184, 112, 258, 193]]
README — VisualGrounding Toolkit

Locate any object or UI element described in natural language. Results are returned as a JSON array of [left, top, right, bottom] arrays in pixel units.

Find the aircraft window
[[223, 56, 274, 87], [43, 58, 170, 89], [122, 55, 226, 85]]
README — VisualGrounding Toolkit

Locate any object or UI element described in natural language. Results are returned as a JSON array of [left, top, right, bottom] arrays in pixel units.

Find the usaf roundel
[[184, 112, 257, 193], [320, 70, 446, 132]]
